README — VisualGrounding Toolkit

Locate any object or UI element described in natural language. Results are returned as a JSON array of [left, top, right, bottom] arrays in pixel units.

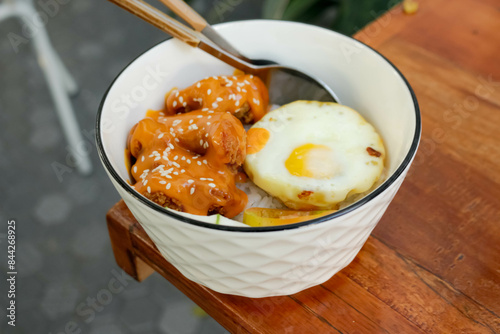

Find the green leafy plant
[[262, 0, 401, 35]]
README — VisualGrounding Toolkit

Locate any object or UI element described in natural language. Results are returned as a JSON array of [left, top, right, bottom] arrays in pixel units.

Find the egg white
[[244, 101, 385, 210]]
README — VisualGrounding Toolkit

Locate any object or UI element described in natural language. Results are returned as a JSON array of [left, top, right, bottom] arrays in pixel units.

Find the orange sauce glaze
[[127, 75, 269, 218], [165, 75, 269, 123], [246, 128, 270, 154]]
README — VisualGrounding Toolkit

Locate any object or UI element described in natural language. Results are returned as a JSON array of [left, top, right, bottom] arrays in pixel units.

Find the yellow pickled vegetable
[[243, 208, 336, 227]]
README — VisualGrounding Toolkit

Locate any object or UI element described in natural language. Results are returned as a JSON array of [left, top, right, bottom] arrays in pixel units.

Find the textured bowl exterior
[[104, 168, 407, 297], [97, 20, 420, 297]]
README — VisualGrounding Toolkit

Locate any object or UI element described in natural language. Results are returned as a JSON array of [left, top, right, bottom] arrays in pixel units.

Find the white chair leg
[[17, 4, 92, 175], [47, 46, 79, 96], [0, 3, 15, 21]]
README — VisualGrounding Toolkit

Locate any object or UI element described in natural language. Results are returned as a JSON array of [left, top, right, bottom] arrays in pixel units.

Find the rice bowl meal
[[126, 75, 386, 227], [97, 20, 420, 297]]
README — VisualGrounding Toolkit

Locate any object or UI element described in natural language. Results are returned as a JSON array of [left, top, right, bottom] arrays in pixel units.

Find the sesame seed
[[208, 116, 212, 119], [208, 110, 214, 113], [165, 175, 172, 179], [200, 178, 206, 181], [207, 122, 211, 125], [203, 160, 208, 164], [207, 89, 211, 95], [147, 186, 151, 193], [197, 161, 202, 166], [179, 96, 183, 103], [192, 124, 198, 130], [154, 157, 160, 161], [235, 100, 240, 106], [193, 155, 199, 159], [244, 79, 250, 85], [205, 133, 208, 137], [133, 166, 137, 173], [226, 81, 233, 87], [183, 102, 187, 107], [216, 97, 223, 102], [187, 159, 191, 164], [174, 155, 178, 160], [158, 133, 164, 139], [187, 179, 194, 184], [169, 143, 174, 149], [141, 156, 145, 162], [166, 183, 171, 189], [208, 183, 216, 188], [173, 120, 182, 126], [189, 119, 193, 124], [197, 115, 203, 118], [181, 156, 186, 160], [190, 187, 195, 195], [242, 89, 247, 93], [212, 76, 218, 80], [218, 171, 224, 174], [250, 75, 254, 78], [174, 138, 179, 142], [212, 102, 218, 108], [202, 108, 209, 111], [199, 139, 203, 146], [144, 180, 148, 185], [159, 180, 167, 184], [237, 82, 244, 87], [196, 82, 201, 88], [173, 162, 180, 168], [173, 101, 177, 107], [237, 87, 241, 92], [253, 98, 260, 105], [207, 178, 214, 181], [173, 172, 178, 175], [181, 169, 185, 173], [175, 91, 179, 97]]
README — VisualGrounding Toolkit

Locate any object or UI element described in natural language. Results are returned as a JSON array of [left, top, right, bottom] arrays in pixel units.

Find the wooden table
[[106, 0, 500, 332]]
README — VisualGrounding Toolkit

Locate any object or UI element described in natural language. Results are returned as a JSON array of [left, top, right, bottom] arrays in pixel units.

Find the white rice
[[232, 180, 286, 222]]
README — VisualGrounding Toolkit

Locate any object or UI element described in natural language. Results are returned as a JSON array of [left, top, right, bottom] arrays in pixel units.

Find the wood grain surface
[[106, 0, 500, 332]]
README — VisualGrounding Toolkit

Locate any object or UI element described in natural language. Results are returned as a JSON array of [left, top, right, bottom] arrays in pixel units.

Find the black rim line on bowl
[[95, 21, 421, 233]]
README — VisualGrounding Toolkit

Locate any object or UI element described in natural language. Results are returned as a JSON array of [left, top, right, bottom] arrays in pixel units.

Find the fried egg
[[244, 101, 385, 210]]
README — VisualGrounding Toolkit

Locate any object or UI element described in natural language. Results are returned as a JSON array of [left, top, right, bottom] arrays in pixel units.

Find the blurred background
[[0, 0, 401, 333]]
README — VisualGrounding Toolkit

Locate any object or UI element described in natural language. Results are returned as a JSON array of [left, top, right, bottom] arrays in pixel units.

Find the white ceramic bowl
[[96, 20, 420, 297]]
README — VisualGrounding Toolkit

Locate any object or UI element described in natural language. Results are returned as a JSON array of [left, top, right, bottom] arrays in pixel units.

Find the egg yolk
[[285, 144, 335, 178]]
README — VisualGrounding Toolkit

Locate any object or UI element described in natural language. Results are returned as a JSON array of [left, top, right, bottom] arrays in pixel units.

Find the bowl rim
[[96, 19, 421, 233]]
